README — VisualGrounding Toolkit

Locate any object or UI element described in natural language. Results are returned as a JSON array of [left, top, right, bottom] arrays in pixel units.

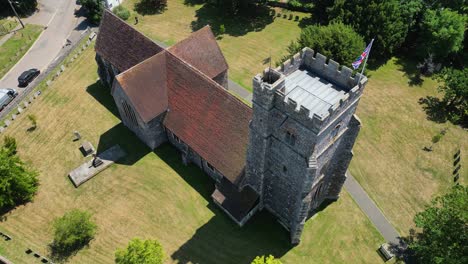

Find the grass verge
[[0, 24, 43, 79]]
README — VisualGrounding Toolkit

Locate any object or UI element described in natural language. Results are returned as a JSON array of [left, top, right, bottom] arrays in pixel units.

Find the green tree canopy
[[115, 238, 164, 264], [251, 255, 282, 264], [434, 67, 468, 125], [0, 146, 38, 212], [51, 209, 97, 256], [419, 8, 466, 59], [113, 5, 130, 21], [408, 185, 468, 264], [285, 22, 365, 67], [206, 0, 267, 15], [314, 0, 421, 58], [78, 0, 104, 23], [0, 0, 38, 16]]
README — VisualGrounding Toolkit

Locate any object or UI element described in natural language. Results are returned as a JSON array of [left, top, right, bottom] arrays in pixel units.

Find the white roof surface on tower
[[284, 69, 347, 118]]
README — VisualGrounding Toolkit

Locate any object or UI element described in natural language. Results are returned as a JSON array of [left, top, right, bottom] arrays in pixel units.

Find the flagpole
[[358, 38, 374, 85]]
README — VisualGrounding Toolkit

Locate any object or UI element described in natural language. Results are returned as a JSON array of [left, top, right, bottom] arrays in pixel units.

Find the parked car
[[18, 68, 40, 87], [0, 88, 18, 111]]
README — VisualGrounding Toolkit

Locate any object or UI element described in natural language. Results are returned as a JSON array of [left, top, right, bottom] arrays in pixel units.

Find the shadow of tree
[[395, 57, 424, 87], [49, 242, 91, 263], [134, 0, 167, 16], [418, 96, 449, 124], [190, 4, 274, 37], [153, 145, 292, 263], [183, 0, 205, 6]]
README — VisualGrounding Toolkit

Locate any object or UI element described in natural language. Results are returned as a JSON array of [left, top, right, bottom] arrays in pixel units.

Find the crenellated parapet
[[253, 47, 369, 133]]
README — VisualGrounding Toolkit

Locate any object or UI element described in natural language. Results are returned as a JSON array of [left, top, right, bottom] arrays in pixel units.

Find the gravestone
[[23, 101, 29, 108], [46, 80, 52, 86], [11, 114, 16, 120], [73, 131, 81, 141], [92, 156, 104, 168], [35, 91, 41, 97], [29, 96, 34, 102], [4, 120, 11, 127], [60, 65, 66, 72], [80, 141, 95, 157], [17, 107, 23, 113], [0, 127, 4, 133], [56, 70, 60, 77]]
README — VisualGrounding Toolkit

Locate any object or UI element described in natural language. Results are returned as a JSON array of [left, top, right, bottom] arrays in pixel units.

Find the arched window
[[285, 131, 296, 146], [331, 124, 341, 139], [121, 100, 138, 127]]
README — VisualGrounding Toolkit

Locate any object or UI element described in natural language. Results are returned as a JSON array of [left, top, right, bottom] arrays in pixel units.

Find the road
[[0, 0, 83, 90]]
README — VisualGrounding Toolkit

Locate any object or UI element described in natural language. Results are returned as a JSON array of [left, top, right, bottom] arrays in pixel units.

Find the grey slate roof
[[284, 69, 347, 118]]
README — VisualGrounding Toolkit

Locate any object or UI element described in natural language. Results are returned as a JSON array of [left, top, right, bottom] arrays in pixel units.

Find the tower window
[[331, 124, 341, 139], [285, 131, 296, 146], [283, 165, 287, 173]]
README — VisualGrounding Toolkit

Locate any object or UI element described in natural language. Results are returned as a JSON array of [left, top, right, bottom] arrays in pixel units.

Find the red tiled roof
[[168, 26, 228, 79], [164, 53, 252, 184], [114, 52, 168, 123], [95, 10, 164, 72]]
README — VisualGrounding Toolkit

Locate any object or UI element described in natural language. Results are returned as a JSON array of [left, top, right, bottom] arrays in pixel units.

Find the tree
[[207, 0, 267, 15], [3, 135, 17, 156], [251, 255, 282, 264], [419, 8, 465, 59], [0, 0, 38, 16], [113, 5, 130, 21], [0, 147, 38, 212], [51, 209, 97, 256], [407, 185, 467, 264], [314, 0, 421, 58], [433, 67, 468, 125], [285, 22, 365, 67], [78, 0, 104, 24], [115, 238, 164, 264]]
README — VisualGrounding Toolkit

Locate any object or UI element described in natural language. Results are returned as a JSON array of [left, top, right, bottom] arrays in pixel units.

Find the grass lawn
[[350, 58, 467, 234], [122, 0, 306, 90], [0, 18, 18, 35], [0, 24, 43, 79], [0, 43, 385, 263], [123, 0, 467, 235]]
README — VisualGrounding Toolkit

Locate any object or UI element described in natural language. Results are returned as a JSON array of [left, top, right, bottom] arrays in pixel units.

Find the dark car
[[18, 68, 40, 87]]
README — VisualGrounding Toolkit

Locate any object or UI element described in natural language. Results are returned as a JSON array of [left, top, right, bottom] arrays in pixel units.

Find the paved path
[[0, 0, 83, 90], [344, 172, 401, 244]]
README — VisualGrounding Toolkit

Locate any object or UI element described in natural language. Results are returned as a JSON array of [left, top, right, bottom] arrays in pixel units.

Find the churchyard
[[0, 0, 465, 263], [0, 41, 385, 263], [122, 0, 467, 235]]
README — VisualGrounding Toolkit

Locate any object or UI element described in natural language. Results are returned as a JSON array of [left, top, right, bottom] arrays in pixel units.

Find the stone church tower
[[243, 48, 367, 244]]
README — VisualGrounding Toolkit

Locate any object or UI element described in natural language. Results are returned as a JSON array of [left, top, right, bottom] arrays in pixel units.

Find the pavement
[[0, 0, 87, 91]]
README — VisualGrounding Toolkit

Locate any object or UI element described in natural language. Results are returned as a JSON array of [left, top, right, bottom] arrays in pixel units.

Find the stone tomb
[[80, 141, 95, 157], [68, 145, 126, 187]]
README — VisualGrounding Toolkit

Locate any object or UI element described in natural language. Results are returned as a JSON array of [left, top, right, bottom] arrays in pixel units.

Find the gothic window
[[121, 100, 138, 127], [173, 133, 181, 143], [285, 131, 296, 146], [207, 162, 215, 171], [331, 124, 341, 139]]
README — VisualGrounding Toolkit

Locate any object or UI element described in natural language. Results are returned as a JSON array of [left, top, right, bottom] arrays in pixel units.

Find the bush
[[51, 209, 97, 257], [285, 22, 365, 67], [115, 238, 164, 264], [219, 24, 226, 35], [3, 136, 17, 156], [251, 255, 282, 264], [78, 0, 104, 23], [0, 148, 38, 212], [113, 5, 131, 21]]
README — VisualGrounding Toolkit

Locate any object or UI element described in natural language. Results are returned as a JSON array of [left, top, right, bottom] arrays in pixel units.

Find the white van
[[0, 89, 18, 111]]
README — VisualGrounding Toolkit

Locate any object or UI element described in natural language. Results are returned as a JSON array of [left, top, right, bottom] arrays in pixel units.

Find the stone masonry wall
[[96, 54, 119, 88]]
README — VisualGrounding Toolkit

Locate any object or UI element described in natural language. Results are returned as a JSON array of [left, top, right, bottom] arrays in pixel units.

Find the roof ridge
[[165, 51, 251, 111]]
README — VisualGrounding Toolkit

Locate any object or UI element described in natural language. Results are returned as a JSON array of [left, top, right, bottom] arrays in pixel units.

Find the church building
[[94, 10, 368, 244]]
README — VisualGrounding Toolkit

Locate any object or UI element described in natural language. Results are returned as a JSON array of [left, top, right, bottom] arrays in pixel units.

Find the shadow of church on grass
[[86, 81, 293, 262], [154, 146, 292, 264]]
